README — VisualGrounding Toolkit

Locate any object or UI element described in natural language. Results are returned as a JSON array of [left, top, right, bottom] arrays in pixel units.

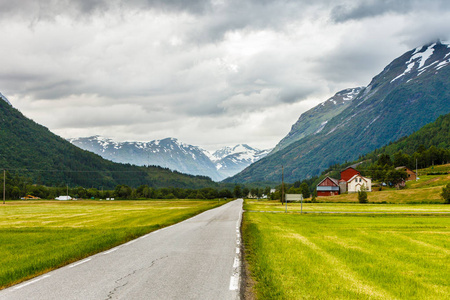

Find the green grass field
[[243, 212, 450, 299], [243, 172, 450, 299], [245, 200, 450, 213], [0, 199, 223, 289]]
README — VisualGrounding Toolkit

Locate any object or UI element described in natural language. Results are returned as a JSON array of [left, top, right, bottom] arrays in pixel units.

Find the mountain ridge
[[226, 41, 450, 183], [69, 136, 271, 181]]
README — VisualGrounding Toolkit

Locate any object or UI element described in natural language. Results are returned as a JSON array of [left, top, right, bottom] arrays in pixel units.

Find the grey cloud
[[0, 0, 211, 20], [331, 0, 450, 22]]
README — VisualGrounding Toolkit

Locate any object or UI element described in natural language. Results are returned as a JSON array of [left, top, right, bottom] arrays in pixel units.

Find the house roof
[[395, 166, 414, 172], [317, 176, 339, 186], [341, 166, 360, 173], [348, 174, 371, 183]]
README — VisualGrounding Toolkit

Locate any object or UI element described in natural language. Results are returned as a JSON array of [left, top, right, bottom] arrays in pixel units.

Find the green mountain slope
[[227, 41, 450, 183], [273, 87, 363, 152], [0, 100, 216, 189], [376, 113, 450, 156]]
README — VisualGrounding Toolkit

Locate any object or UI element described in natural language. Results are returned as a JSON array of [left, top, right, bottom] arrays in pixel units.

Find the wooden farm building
[[317, 177, 340, 196], [395, 166, 417, 181]]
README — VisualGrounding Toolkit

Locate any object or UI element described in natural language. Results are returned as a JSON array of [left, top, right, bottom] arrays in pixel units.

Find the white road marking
[[229, 274, 239, 291], [125, 240, 137, 246], [13, 275, 51, 290], [103, 248, 118, 254], [230, 201, 243, 292], [233, 257, 240, 268], [69, 258, 91, 268]]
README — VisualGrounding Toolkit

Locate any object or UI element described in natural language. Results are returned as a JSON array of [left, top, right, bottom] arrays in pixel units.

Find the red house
[[317, 177, 340, 196], [340, 167, 361, 182]]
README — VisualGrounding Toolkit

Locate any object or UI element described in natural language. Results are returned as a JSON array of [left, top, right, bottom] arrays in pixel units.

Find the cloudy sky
[[2, 0, 450, 151]]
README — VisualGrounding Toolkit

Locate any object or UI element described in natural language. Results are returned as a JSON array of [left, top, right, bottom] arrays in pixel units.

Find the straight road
[[0, 199, 243, 300]]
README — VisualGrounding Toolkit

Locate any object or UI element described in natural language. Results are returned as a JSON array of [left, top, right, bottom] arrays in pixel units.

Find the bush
[[358, 187, 368, 203], [442, 184, 450, 204]]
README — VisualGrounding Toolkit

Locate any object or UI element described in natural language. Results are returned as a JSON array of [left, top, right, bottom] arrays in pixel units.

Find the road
[[0, 199, 243, 300]]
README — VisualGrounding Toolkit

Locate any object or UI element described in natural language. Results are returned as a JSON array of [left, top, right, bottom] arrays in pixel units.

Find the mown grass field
[[243, 211, 450, 299], [245, 200, 450, 213], [0, 199, 224, 289]]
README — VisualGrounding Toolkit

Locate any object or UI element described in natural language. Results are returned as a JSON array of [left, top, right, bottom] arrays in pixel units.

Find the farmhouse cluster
[[317, 167, 372, 196]]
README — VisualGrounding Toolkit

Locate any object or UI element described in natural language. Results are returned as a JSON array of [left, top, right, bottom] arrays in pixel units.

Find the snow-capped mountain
[[227, 40, 450, 183], [0, 92, 11, 106], [211, 144, 272, 179], [273, 87, 363, 152], [69, 136, 270, 181]]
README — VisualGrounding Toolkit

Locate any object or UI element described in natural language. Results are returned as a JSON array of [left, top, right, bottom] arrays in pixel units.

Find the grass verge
[[0, 199, 224, 289]]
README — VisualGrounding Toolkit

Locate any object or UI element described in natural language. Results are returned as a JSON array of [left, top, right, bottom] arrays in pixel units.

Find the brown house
[[395, 166, 417, 181], [317, 177, 340, 196]]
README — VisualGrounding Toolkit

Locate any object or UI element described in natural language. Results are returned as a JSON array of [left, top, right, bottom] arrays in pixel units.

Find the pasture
[[243, 211, 450, 299], [0, 199, 223, 289]]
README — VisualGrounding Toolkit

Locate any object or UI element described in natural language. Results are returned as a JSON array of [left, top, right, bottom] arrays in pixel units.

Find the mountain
[[69, 137, 270, 181], [211, 144, 272, 179], [273, 87, 363, 152], [69, 136, 222, 181], [0, 98, 216, 189], [0, 92, 11, 106], [227, 41, 450, 183], [371, 112, 450, 156]]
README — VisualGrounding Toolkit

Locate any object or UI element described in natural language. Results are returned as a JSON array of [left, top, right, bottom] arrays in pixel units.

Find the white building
[[55, 195, 72, 200], [347, 174, 372, 193]]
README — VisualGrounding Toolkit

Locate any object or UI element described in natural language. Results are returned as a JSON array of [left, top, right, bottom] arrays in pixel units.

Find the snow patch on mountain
[[69, 136, 270, 181], [390, 42, 450, 84]]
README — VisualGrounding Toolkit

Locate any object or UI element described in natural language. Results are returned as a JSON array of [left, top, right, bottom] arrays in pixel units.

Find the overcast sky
[[2, 0, 450, 151]]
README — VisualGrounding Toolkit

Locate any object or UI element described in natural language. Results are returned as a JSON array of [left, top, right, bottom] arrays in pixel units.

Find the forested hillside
[[0, 100, 216, 189], [316, 112, 450, 186]]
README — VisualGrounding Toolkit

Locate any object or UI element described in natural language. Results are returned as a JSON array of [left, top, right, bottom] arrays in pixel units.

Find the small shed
[[317, 177, 340, 196]]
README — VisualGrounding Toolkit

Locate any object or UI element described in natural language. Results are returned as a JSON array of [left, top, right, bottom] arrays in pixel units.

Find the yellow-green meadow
[[243, 211, 450, 299], [0, 199, 224, 289]]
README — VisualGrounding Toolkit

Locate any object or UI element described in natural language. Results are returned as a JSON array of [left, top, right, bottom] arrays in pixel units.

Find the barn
[[317, 177, 340, 196]]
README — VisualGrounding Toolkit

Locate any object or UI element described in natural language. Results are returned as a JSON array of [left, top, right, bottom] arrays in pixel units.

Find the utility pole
[[416, 158, 418, 181], [282, 166, 286, 213], [3, 170, 5, 205]]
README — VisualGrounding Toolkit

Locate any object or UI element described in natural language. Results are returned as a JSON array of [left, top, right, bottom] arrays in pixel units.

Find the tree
[[385, 169, 407, 187], [442, 183, 450, 204], [300, 182, 310, 198], [358, 186, 368, 203], [233, 185, 242, 198], [242, 187, 250, 198], [378, 154, 392, 166]]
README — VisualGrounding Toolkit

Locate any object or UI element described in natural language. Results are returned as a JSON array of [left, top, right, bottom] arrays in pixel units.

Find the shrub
[[358, 186, 368, 203], [442, 184, 450, 204]]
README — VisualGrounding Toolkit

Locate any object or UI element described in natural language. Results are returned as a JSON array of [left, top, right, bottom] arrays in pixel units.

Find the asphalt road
[[0, 199, 243, 300]]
